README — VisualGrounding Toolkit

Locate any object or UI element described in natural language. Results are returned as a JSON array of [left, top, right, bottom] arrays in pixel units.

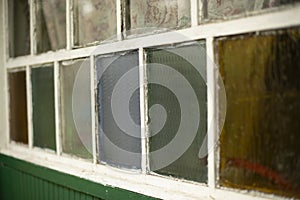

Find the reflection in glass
[[36, 0, 66, 53], [218, 28, 300, 198], [147, 44, 207, 182], [9, 71, 28, 144], [32, 66, 56, 150], [8, 0, 30, 57], [96, 51, 141, 169], [204, 0, 300, 20], [74, 0, 117, 46], [129, 0, 190, 32], [60, 59, 92, 159]]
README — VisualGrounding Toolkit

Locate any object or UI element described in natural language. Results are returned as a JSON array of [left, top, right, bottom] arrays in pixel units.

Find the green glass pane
[[32, 66, 56, 150], [8, 0, 30, 57], [36, 0, 66, 53], [147, 43, 207, 182], [218, 28, 300, 198], [129, 0, 190, 33], [61, 59, 92, 159], [74, 0, 117, 46], [9, 71, 28, 144]]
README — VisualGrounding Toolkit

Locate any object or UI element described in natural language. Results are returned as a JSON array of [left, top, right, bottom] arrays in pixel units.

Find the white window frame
[[1, 0, 300, 199]]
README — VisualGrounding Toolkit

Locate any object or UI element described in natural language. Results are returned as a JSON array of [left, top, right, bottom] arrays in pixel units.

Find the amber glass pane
[[205, 0, 300, 20], [60, 59, 92, 159], [74, 0, 116, 46], [129, 0, 190, 32], [8, 0, 30, 57], [218, 28, 300, 198], [147, 44, 207, 182], [32, 66, 56, 150], [96, 51, 141, 169], [9, 71, 28, 144], [36, 0, 66, 53]]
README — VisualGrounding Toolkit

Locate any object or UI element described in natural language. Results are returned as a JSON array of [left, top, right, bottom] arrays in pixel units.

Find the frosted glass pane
[[75, 0, 117, 46], [36, 0, 66, 53], [129, 0, 190, 32], [32, 66, 56, 150], [96, 51, 141, 169], [147, 44, 207, 182], [61, 59, 92, 159], [8, 0, 30, 57], [218, 28, 300, 198], [9, 71, 28, 144]]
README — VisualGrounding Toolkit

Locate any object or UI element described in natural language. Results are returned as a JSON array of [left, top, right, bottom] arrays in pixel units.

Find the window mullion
[[26, 65, 33, 149], [66, 0, 73, 50], [206, 37, 216, 189], [191, 0, 199, 27], [54, 61, 62, 155], [29, 0, 37, 55], [90, 55, 97, 164]]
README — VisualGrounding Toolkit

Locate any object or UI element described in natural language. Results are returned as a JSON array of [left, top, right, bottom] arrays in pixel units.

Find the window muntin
[[217, 27, 300, 198], [8, 70, 28, 144], [31, 65, 56, 150]]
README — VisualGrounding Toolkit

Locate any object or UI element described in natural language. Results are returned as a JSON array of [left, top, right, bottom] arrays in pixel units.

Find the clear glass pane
[[60, 59, 92, 159], [74, 0, 117, 46], [36, 0, 66, 53], [129, 0, 190, 33], [96, 51, 141, 169], [8, 0, 30, 57], [9, 71, 28, 144], [203, 0, 300, 20], [32, 66, 56, 150], [146, 43, 207, 182], [218, 28, 300, 198]]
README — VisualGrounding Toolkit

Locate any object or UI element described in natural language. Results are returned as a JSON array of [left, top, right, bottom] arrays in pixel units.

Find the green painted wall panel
[[0, 154, 157, 200]]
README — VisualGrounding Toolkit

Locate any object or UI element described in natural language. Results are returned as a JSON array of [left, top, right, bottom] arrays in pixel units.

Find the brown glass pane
[[9, 71, 28, 144], [32, 66, 56, 150], [60, 59, 92, 159], [204, 0, 300, 20], [129, 0, 190, 33], [218, 28, 300, 198], [74, 0, 117, 46], [8, 0, 30, 57], [36, 0, 66, 53]]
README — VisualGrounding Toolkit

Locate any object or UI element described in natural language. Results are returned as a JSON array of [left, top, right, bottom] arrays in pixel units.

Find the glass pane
[[60, 59, 92, 159], [129, 0, 190, 32], [74, 0, 117, 46], [204, 0, 300, 20], [96, 51, 141, 169], [218, 28, 300, 198], [146, 43, 207, 182], [8, 0, 30, 57], [36, 0, 66, 53], [32, 66, 56, 150], [9, 71, 28, 144]]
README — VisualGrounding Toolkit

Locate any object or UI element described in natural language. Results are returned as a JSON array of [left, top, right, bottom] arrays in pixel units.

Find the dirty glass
[[218, 28, 300, 198], [36, 0, 66, 53], [74, 0, 117, 46], [9, 71, 28, 144], [203, 0, 300, 20], [60, 59, 92, 159], [147, 43, 207, 182], [129, 0, 191, 33], [8, 0, 30, 57], [32, 66, 56, 150], [96, 51, 141, 169]]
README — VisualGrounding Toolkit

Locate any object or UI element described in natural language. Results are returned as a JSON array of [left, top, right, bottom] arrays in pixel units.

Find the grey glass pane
[[96, 51, 141, 169], [74, 0, 117, 46], [9, 71, 28, 144], [8, 0, 30, 57], [129, 0, 190, 33], [61, 59, 92, 159], [147, 43, 207, 182], [217, 28, 300, 198], [36, 0, 66, 53], [204, 0, 300, 20], [32, 66, 56, 150]]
